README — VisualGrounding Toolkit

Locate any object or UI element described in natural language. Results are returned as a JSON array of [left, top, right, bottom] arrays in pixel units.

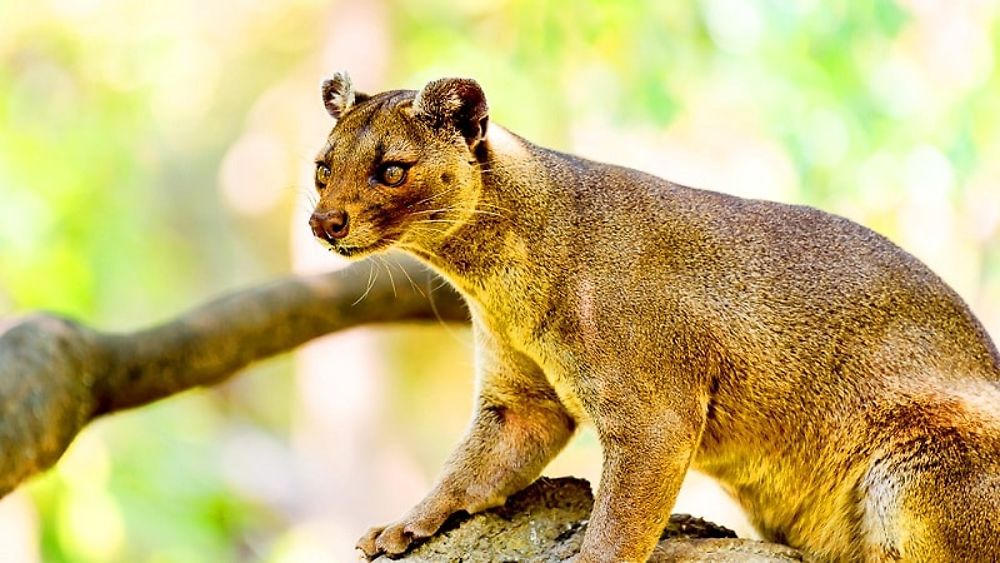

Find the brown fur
[[310, 73, 1000, 562]]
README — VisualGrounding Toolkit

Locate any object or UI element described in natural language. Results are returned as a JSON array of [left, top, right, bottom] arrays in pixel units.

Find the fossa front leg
[[576, 372, 706, 563], [357, 332, 575, 558]]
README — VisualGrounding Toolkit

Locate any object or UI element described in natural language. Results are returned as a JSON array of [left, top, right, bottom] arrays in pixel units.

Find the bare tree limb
[[0, 256, 467, 496], [0, 255, 805, 558]]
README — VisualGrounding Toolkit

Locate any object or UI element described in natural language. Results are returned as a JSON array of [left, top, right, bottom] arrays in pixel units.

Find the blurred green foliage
[[1, 0, 998, 561]]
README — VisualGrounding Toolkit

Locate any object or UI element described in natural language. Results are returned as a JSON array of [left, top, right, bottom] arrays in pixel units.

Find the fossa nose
[[310, 209, 350, 242]]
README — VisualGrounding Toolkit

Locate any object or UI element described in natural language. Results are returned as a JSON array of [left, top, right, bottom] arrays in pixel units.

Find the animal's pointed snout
[[310, 209, 350, 241]]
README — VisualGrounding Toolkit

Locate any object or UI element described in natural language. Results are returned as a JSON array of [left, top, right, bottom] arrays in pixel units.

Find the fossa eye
[[379, 164, 408, 187], [315, 164, 331, 187]]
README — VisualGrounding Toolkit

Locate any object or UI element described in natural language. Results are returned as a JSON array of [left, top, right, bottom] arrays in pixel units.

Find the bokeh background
[[2, 0, 1000, 561]]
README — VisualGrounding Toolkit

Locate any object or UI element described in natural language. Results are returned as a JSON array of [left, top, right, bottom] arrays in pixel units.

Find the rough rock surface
[[372, 477, 805, 562]]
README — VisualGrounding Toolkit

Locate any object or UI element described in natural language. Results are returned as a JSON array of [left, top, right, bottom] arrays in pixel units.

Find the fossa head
[[309, 72, 489, 258]]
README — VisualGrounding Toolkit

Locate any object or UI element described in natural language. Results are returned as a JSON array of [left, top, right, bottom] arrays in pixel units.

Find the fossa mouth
[[327, 238, 395, 259]]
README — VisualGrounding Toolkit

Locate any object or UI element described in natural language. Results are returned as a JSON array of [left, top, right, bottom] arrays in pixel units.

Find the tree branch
[[0, 255, 803, 559], [0, 256, 467, 496]]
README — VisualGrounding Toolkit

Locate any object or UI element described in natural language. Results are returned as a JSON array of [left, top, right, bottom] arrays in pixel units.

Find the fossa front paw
[[356, 511, 449, 559]]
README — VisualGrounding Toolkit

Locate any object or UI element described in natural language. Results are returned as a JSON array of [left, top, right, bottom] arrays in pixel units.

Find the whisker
[[377, 255, 398, 298], [422, 266, 473, 350], [410, 219, 467, 225], [410, 184, 462, 208], [288, 186, 321, 216], [352, 261, 378, 306], [390, 255, 426, 298], [415, 208, 506, 219], [467, 209, 505, 218], [474, 201, 509, 212], [410, 207, 507, 221], [432, 277, 450, 293], [287, 184, 320, 201], [409, 207, 457, 217]]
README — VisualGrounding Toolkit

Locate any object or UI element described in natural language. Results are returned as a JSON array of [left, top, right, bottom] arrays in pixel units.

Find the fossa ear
[[413, 78, 489, 149], [321, 71, 369, 120]]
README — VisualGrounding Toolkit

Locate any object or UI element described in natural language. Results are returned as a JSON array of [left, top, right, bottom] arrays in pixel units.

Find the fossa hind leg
[[862, 427, 1000, 561]]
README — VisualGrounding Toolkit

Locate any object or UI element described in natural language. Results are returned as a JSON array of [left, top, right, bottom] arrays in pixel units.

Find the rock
[[371, 477, 805, 562]]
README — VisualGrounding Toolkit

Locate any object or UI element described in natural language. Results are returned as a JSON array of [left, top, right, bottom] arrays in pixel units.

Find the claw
[[375, 525, 413, 556], [357, 497, 458, 559], [356, 526, 387, 558]]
